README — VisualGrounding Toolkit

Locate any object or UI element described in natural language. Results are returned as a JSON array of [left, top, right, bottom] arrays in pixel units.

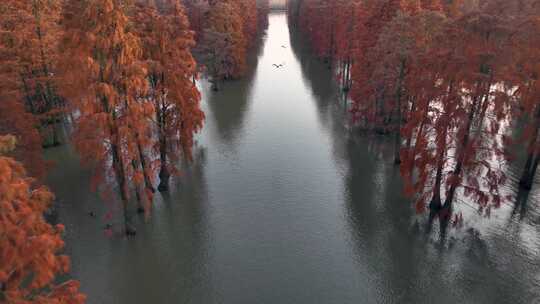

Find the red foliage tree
[[133, 0, 205, 192], [398, 6, 514, 235], [0, 0, 64, 148], [59, 0, 150, 235], [189, 0, 267, 85], [0, 135, 86, 303], [291, 0, 521, 235], [0, 1, 60, 179], [0, 100, 47, 182], [183, 0, 210, 43], [207, 0, 247, 79]]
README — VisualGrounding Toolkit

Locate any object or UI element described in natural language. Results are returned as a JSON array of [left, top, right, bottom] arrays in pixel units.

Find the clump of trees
[[1, 0, 268, 242], [0, 3, 86, 301], [185, 0, 269, 90], [0, 1, 270, 301], [0, 135, 86, 303], [0, 0, 65, 149], [288, 0, 540, 236], [59, 0, 205, 234], [0, 0, 66, 180]]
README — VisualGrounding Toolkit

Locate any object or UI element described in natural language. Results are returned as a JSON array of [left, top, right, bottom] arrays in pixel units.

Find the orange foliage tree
[[133, 0, 205, 192], [0, 0, 64, 148], [207, 0, 247, 79], [0, 100, 46, 182], [361, 2, 513, 234], [0, 2, 54, 180], [190, 0, 267, 88], [59, 0, 150, 235], [0, 135, 85, 303]]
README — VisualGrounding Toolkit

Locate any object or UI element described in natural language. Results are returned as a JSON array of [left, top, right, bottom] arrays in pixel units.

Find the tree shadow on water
[[205, 35, 266, 147], [105, 146, 213, 304]]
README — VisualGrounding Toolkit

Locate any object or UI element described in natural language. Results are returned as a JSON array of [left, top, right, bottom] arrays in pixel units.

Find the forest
[[288, 0, 540, 234], [0, 0, 539, 303], [0, 0, 268, 302]]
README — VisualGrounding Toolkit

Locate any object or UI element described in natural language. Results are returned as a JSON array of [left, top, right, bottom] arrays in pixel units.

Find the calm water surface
[[46, 12, 540, 304]]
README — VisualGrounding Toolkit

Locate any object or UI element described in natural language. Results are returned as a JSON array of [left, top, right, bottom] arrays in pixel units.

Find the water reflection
[[204, 36, 266, 148], [288, 28, 338, 125]]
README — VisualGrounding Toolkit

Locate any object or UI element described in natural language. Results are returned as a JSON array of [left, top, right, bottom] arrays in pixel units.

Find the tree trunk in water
[[394, 129, 401, 165], [340, 60, 345, 91], [519, 107, 540, 190], [158, 136, 170, 192], [443, 82, 484, 212], [430, 152, 445, 207], [109, 93, 135, 235], [404, 97, 416, 151], [519, 151, 536, 190], [438, 202, 452, 240], [427, 137, 446, 233], [393, 60, 406, 165], [522, 153, 540, 190], [131, 160, 146, 214], [426, 81, 453, 233], [156, 98, 170, 192], [158, 158, 170, 192], [212, 79, 220, 91], [427, 195, 441, 234], [136, 140, 155, 194], [112, 143, 136, 236], [50, 121, 60, 147], [347, 59, 353, 92]]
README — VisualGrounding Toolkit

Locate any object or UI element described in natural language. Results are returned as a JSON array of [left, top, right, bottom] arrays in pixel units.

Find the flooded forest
[[0, 1, 539, 303]]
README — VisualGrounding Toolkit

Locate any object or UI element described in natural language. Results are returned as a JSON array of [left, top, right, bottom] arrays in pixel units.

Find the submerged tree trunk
[[393, 60, 406, 165], [520, 151, 535, 190], [112, 142, 136, 236], [158, 139, 170, 192], [441, 81, 487, 235], [103, 91, 135, 235], [519, 107, 540, 190], [131, 160, 146, 214], [50, 120, 60, 147], [427, 129, 446, 232], [157, 101, 170, 192], [136, 139, 155, 195], [211, 77, 220, 91], [522, 153, 540, 190], [443, 80, 488, 227]]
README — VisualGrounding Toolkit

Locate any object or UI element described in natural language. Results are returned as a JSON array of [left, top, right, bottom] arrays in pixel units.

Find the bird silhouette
[[272, 63, 285, 68]]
